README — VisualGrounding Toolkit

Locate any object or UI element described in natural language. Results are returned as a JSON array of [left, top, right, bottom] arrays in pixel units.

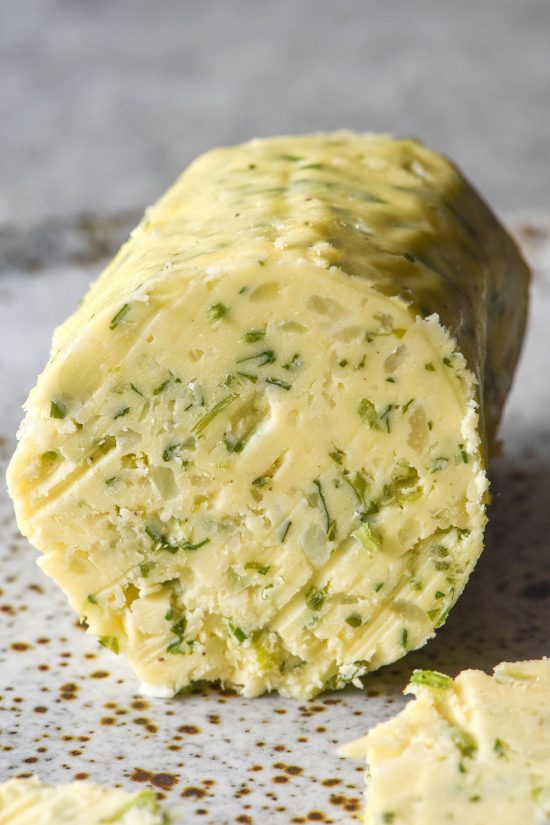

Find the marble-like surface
[[1, 0, 550, 225], [0, 219, 549, 823]]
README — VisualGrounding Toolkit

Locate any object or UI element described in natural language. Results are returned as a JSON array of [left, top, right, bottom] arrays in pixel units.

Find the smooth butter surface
[[7, 132, 528, 698], [341, 659, 550, 824], [0, 778, 169, 825]]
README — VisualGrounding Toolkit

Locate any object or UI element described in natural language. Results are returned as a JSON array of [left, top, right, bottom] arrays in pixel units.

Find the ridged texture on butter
[[0, 778, 169, 825], [7, 132, 529, 698], [340, 659, 550, 825]]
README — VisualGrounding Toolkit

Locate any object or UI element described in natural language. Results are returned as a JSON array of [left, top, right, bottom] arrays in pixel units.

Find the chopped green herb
[[402, 398, 415, 414], [431, 456, 449, 472], [313, 479, 336, 540], [435, 607, 451, 628], [245, 562, 271, 575], [305, 586, 326, 611], [167, 615, 187, 654], [192, 392, 239, 437], [208, 302, 229, 322], [427, 608, 440, 621], [493, 738, 507, 758], [139, 561, 156, 578], [41, 450, 59, 462], [282, 353, 301, 370], [257, 259, 265, 266], [162, 443, 180, 462], [459, 444, 469, 463], [425, 362, 435, 371], [87, 593, 98, 605], [280, 154, 302, 161], [109, 303, 130, 329], [329, 447, 345, 464], [145, 524, 172, 550], [355, 355, 366, 370], [101, 790, 160, 822], [50, 400, 66, 419], [385, 376, 396, 383], [130, 382, 143, 396], [343, 470, 367, 505], [375, 582, 384, 592], [229, 623, 247, 644], [353, 522, 380, 554], [451, 728, 477, 759], [252, 475, 271, 487], [410, 669, 451, 690], [379, 403, 398, 433], [236, 371, 258, 383], [113, 406, 130, 419], [180, 538, 210, 552], [280, 520, 292, 542], [223, 433, 245, 453], [99, 636, 119, 654], [401, 627, 409, 649], [382, 814, 395, 824], [357, 397, 379, 429], [243, 329, 266, 343], [338, 359, 348, 367], [345, 614, 363, 628], [237, 349, 276, 366], [428, 420, 433, 430], [153, 377, 171, 395], [266, 377, 291, 390], [456, 527, 471, 539], [443, 356, 453, 366], [435, 590, 445, 599]]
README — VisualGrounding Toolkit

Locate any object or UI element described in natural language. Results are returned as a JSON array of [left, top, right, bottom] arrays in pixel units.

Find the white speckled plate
[[0, 216, 549, 824]]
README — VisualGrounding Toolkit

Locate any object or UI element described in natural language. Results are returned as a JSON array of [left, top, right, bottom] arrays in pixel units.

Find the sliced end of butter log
[[339, 659, 550, 824], [0, 777, 169, 824], [7, 132, 529, 698]]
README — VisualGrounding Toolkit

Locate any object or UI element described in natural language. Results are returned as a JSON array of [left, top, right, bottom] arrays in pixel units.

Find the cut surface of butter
[[0, 777, 169, 825], [7, 132, 529, 698], [340, 659, 550, 824]]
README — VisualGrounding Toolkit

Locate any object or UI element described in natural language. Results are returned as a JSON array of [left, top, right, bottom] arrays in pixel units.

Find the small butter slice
[[0, 778, 170, 825], [340, 659, 550, 824]]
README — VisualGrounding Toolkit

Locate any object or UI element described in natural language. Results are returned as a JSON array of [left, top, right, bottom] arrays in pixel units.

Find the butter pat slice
[[7, 132, 529, 698], [340, 659, 550, 824], [0, 778, 169, 825]]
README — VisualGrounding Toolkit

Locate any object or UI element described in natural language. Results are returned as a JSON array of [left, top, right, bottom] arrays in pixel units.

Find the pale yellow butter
[[340, 659, 550, 824], [0, 778, 169, 825], [7, 132, 529, 698]]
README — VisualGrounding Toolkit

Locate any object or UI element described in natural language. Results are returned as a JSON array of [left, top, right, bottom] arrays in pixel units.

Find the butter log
[[340, 660, 550, 825], [7, 133, 529, 698]]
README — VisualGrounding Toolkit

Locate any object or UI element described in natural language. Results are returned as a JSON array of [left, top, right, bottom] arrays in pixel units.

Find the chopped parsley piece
[[338, 359, 348, 367], [379, 403, 398, 432], [243, 328, 266, 343], [167, 615, 187, 654], [252, 475, 271, 487], [229, 623, 247, 644], [87, 593, 98, 604], [402, 398, 415, 414], [192, 392, 239, 437], [425, 362, 435, 371], [443, 356, 453, 366], [451, 728, 477, 759], [139, 561, 156, 578], [386, 376, 396, 383], [223, 433, 245, 453], [410, 669, 451, 690], [305, 586, 326, 611], [493, 738, 507, 758], [41, 450, 59, 462], [109, 303, 130, 329], [266, 377, 291, 390], [208, 302, 229, 322], [237, 349, 276, 366], [180, 538, 210, 552], [99, 636, 119, 654], [153, 377, 171, 395], [374, 582, 384, 592], [130, 382, 143, 396], [435, 590, 445, 599], [113, 406, 130, 419], [459, 443, 469, 463], [353, 522, 380, 554], [329, 447, 345, 464], [245, 562, 271, 575], [345, 614, 363, 628], [50, 400, 66, 419], [280, 520, 292, 542], [431, 456, 449, 472], [343, 470, 367, 505], [162, 443, 181, 462], [282, 353, 301, 370], [313, 479, 336, 540], [382, 815, 395, 824], [401, 627, 409, 649], [236, 371, 258, 383], [357, 397, 379, 428]]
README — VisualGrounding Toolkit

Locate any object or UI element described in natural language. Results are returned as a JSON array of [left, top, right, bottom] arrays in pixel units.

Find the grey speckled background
[[1, 2, 549, 823]]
